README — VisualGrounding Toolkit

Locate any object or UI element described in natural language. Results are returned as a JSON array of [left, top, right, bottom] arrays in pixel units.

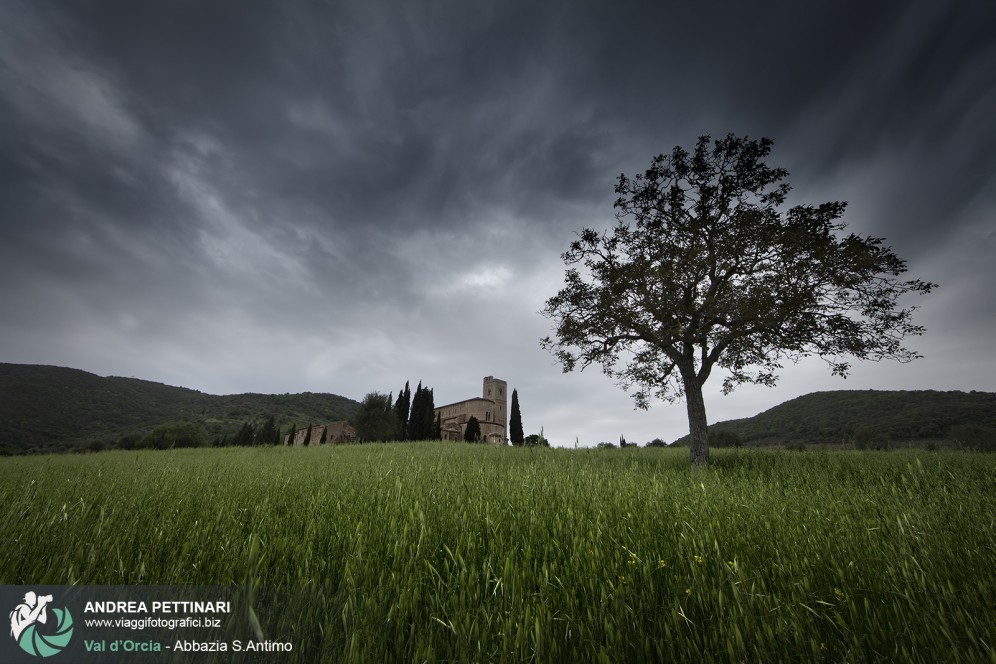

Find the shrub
[[139, 421, 208, 450], [117, 433, 142, 450], [948, 423, 996, 452], [524, 433, 549, 447], [710, 429, 742, 448], [85, 440, 106, 453], [853, 425, 887, 450]]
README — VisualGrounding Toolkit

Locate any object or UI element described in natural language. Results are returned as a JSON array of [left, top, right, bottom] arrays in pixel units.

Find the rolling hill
[[0, 363, 360, 454], [671, 389, 996, 448], [5, 363, 994, 454]]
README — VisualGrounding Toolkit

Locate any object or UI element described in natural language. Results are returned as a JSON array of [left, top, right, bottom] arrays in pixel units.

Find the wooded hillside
[[0, 363, 359, 454], [670, 390, 996, 448]]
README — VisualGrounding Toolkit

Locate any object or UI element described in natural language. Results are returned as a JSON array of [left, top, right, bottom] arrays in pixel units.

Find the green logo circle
[[16, 606, 74, 658]]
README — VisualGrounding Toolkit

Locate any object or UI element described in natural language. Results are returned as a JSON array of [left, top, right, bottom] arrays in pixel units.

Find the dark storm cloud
[[1, 0, 993, 444], [28, 1, 607, 234], [776, 2, 996, 260]]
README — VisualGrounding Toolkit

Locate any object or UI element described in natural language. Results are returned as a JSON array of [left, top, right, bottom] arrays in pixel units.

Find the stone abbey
[[434, 376, 508, 444], [284, 376, 509, 445]]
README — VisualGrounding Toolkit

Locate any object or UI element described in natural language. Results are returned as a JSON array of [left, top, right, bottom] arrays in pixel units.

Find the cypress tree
[[395, 381, 411, 440], [409, 382, 426, 440], [510, 389, 524, 446], [258, 415, 279, 446], [434, 412, 442, 440], [393, 390, 405, 440], [403, 382, 412, 438], [319, 427, 328, 445], [233, 421, 255, 447], [303, 424, 312, 447], [464, 416, 481, 442], [422, 388, 435, 440], [286, 423, 296, 446]]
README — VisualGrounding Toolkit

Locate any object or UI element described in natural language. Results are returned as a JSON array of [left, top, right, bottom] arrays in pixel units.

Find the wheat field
[[2, 444, 993, 662]]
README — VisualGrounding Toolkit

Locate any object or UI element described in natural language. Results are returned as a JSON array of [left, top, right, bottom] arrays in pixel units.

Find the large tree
[[355, 392, 397, 442], [509, 389, 524, 446], [541, 134, 935, 466]]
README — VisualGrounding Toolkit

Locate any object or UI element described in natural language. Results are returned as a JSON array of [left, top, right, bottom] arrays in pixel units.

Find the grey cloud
[[1, 0, 993, 446]]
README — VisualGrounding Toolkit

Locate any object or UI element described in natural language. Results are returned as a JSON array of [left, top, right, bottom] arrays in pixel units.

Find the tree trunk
[[683, 376, 710, 466]]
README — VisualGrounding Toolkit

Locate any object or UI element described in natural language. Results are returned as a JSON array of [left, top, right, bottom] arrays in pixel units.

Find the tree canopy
[[355, 392, 397, 442], [541, 134, 935, 465]]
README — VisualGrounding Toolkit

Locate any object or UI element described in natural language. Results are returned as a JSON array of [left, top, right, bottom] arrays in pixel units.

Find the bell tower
[[482, 376, 507, 428]]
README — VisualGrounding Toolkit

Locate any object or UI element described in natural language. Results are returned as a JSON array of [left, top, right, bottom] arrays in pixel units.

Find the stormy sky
[[2, 1, 994, 446]]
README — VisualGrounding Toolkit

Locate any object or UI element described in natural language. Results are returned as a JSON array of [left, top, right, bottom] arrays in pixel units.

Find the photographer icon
[[9, 591, 53, 642]]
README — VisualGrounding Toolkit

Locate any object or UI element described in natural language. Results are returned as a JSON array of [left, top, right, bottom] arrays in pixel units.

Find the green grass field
[[2, 444, 994, 662]]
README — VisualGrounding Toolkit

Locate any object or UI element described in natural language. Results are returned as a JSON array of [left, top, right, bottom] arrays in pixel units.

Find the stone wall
[[286, 421, 356, 445]]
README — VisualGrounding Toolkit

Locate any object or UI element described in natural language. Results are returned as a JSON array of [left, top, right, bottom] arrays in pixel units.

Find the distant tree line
[[352, 380, 442, 443], [231, 416, 283, 447], [0, 363, 364, 455], [111, 415, 284, 451]]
